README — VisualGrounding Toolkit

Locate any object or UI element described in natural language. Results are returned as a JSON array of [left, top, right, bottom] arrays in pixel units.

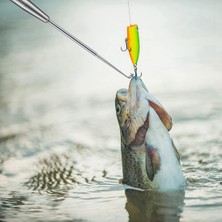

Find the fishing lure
[[122, 24, 140, 66], [121, 0, 141, 77], [121, 24, 140, 76]]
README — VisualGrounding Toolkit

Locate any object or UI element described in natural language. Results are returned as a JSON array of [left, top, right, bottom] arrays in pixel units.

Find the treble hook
[[132, 64, 142, 78], [121, 38, 129, 52]]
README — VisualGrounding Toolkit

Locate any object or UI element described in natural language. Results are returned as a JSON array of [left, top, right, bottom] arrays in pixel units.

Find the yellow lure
[[126, 24, 140, 65]]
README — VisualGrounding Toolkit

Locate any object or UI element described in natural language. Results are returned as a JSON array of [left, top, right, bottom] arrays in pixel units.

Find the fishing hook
[[132, 64, 142, 78], [121, 38, 131, 52]]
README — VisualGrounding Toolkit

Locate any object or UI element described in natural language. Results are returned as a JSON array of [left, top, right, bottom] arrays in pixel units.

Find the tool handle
[[10, 0, 50, 23]]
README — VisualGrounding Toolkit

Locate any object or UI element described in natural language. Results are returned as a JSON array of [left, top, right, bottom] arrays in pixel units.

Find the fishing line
[[127, 0, 132, 25]]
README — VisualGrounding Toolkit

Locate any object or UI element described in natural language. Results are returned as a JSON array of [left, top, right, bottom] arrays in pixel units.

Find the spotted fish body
[[115, 77, 185, 191]]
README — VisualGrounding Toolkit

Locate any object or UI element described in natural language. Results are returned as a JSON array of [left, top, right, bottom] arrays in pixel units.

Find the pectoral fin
[[148, 100, 172, 131], [145, 144, 161, 181]]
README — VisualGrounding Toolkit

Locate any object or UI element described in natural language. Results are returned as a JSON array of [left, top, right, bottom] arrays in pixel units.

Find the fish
[[115, 76, 185, 191]]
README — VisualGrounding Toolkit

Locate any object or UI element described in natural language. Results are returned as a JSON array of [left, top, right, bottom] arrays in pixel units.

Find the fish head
[[115, 77, 150, 146], [115, 76, 172, 146]]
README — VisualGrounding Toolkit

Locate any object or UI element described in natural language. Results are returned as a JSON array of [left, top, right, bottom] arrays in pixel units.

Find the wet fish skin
[[115, 77, 185, 191]]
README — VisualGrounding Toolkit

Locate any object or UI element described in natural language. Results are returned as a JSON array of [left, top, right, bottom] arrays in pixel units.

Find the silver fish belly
[[115, 77, 185, 191]]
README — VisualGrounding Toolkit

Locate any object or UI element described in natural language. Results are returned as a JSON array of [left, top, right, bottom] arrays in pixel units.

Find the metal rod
[[10, 0, 131, 79]]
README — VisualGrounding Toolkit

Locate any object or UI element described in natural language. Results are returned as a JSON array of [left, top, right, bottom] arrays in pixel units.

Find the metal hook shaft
[[132, 64, 142, 78]]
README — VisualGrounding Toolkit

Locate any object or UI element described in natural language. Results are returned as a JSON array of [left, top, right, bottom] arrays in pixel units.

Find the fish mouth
[[129, 76, 148, 93], [116, 77, 148, 103], [128, 76, 148, 108]]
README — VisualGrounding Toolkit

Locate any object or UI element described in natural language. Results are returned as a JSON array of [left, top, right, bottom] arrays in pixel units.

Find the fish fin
[[171, 139, 181, 162], [145, 144, 161, 181], [129, 112, 149, 147], [148, 100, 173, 131]]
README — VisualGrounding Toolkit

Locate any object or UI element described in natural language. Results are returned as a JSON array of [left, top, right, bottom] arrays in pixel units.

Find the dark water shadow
[[24, 149, 100, 200], [125, 189, 185, 222], [24, 153, 79, 199]]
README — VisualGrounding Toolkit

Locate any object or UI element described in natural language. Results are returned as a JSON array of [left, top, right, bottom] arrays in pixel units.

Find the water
[[0, 0, 222, 221]]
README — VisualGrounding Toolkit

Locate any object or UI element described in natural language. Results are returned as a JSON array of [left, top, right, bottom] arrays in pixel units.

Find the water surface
[[0, 0, 222, 221]]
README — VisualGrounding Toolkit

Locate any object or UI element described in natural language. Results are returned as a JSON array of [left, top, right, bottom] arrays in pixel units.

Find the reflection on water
[[125, 189, 185, 222], [0, 0, 222, 221], [25, 153, 77, 197]]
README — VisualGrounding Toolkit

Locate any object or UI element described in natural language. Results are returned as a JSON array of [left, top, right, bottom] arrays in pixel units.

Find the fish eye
[[116, 104, 121, 115]]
